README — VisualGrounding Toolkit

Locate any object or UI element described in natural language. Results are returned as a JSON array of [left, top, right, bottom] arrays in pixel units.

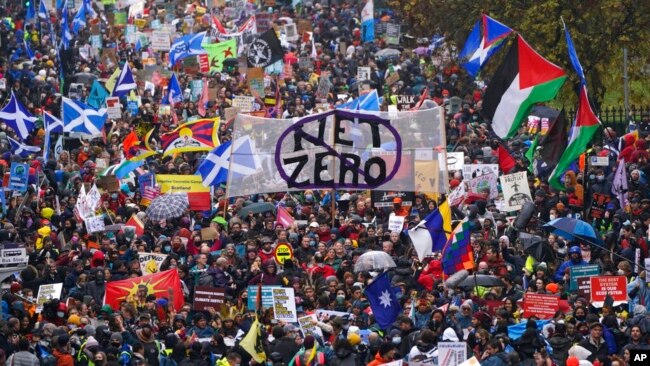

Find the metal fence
[[567, 105, 650, 137]]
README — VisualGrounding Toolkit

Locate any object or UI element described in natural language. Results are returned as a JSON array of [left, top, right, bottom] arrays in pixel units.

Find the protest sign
[[388, 215, 405, 233], [298, 314, 323, 338], [272, 287, 297, 322], [193, 286, 227, 312], [576, 276, 592, 299], [138, 252, 168, 274], [298, 56, 312, 71], [371, 191, 415, 208], [248, 68, 265, 97], [232, 96, 255, 112], [590, 276, 627, 306], [469, 173, 498, 199], [463, 164, 499, 180], [84, 215, 106, 233], [36, 283, 63, 313], [9, 162, 29, 192], [386, 23, 401, 45], [438, 342, 467, 366], [357, 66, 371, 82], [156, 175, 210, 193], [523, 293, 559, 319], [395, 94, 416, 111], [284, 23, 298, 41], [273, 243, 293, 265], [297, 19, 312, 34], [150, 31, 171, 51], [314, 309, 354, 321], [500, 171, 533, 211], [415, 160, 440, 193], [315, 73, 331, 101], [106, 97, 122, 119], [589, 193, 612, 219], [569, 265, 600, 290], [447, 152, 464, 171], [247, 285, 280, 310]]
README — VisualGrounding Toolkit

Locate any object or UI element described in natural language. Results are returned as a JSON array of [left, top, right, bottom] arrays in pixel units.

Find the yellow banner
[[156, 175, 210, 193]]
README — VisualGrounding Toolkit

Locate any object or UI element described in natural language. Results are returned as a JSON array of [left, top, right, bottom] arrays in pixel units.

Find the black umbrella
[[458, 274, 505, 288], [71, 72, 97, 85], [237, 202, 276, 218], [519, 232, 556, 263]]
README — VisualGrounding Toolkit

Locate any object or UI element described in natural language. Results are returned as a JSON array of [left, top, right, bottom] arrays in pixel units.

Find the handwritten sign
[[272, 287, 297, 322]]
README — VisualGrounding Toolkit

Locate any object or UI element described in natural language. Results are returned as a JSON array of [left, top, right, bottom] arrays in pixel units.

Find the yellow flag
[[240, 316, 266, 363], [105, 68, 121, 94], [439, 199, 452, 239]]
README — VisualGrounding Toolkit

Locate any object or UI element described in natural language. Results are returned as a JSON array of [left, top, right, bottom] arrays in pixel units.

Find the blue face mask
[[309, 241, 316, 247], [164, 246, 171, 252]]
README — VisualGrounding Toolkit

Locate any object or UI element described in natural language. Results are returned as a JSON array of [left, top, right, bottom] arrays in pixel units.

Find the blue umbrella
[[543, 217, 601, 243]]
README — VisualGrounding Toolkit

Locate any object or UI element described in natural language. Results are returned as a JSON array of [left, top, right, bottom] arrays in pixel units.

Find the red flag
[[124, 214, 145, 237], [212, 15, 227, 34], [104, 269, 184, 310], [498, 144, 516, 174], [411, 87, 429, 111], [122, 131, 140, 157], [276, 206, 295, 228]]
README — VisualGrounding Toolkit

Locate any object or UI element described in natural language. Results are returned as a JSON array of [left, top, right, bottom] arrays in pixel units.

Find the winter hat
[[634, 304, 647, 317], [85, 336, 99, 348], [67, 314, 81, 325], [566, 357, 579, 366], [442, 327, 459, 342], [303, 335, 315, 349]]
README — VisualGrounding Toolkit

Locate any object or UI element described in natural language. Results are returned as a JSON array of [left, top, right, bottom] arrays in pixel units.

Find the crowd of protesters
[[1, 1, 650, 366]]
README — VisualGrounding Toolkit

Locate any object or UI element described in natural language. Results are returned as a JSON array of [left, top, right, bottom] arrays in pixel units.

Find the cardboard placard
[[150, 31, 171, 51], [386, 72, 400, 86], [522, 293, 559, 320], [296, 19, 312, 34], [500, 171, 533, 211], [97, 176, 120, 192], [201, 227, 219, 240], [438, 342, 468, 366], [224, 107, 239, 122], [193, 286, 227, 312], [232, 96, 255, 113], [576, 276, 592, 299], [248, 68, 265, 97]]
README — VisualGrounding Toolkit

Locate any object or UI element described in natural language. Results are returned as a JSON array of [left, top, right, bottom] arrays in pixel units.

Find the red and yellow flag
[[104, 269, 183, 310]]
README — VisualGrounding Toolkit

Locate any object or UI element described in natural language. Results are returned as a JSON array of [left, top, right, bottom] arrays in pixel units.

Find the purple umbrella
[[414, 47, 430, 56]]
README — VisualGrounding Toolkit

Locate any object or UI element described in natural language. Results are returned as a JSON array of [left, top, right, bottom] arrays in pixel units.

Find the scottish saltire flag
[[62, 97, 107, 136], [44, 112, 64, 133], [361, 0, 374, 43], [169, 32, 206, 67], [38, 0, 49, 20], [8, 136, 41, 158], [87, 80, 109, 109], [73, 0, 95, 34], [336, 89, 380, 111], [111, 63, 137, 97], [198, 136, 260, 187], [364, 272, 402, 329], [43, 112, 63, 160], [24, 40, 36, 61], [0, 92, 37, 140], [459, 14, 513, 77], [60, 2, 72, 49], [408, 200, 452, 260], [162, 73, 183, 105]]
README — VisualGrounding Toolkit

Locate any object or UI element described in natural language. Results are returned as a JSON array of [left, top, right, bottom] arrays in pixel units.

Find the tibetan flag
[[203, 39, 237, 73], [104, 269, 183, 310], [459, 14, 513, 77], [240, 316, 266, 363], [482, 35, 567, 140], [159, 118, 220, 156], [441, 218, 474, 276], [408, 200, 452, 260]]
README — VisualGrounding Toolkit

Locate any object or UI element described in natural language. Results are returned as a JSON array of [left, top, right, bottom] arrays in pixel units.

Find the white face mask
[[617, 269, 625, 275], [549, 215, 557, 221]]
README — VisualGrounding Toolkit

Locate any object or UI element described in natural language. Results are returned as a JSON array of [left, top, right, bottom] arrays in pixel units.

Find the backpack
[[294, 351, 326, 366]]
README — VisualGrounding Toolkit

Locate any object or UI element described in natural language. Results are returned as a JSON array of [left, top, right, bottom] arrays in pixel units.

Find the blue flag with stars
[[364, 271, 402, 329]]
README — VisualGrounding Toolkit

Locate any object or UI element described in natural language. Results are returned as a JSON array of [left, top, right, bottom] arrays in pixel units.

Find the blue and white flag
[[44, 111, 64, 133], [8, 136, 41, 158], [43, 111, 63, 160], [336, 89, 380, 111], [38, 0, 49, 20], [62, 97, 107, 136], [199, 136, 259, 187], [459, 14, 513, 77], [24, 39, 36, 61], [162, 73, 183, 105], [361, 0, 374, 43], [26, 0, 36, 20], [72, 0, 95, 34], [0, 92, 37, 140], [364, 272, 402, 329], [60, 2, 72, 49], [112, 63, 137, 98], [169, 32, 206, 67]]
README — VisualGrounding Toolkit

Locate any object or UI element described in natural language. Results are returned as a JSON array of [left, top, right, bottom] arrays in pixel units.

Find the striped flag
[[141, 186, 161, 207]]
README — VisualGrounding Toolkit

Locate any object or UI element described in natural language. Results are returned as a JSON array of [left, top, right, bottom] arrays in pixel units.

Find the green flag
[[202, 39, 237, 73], [524, 136, 538, 173]]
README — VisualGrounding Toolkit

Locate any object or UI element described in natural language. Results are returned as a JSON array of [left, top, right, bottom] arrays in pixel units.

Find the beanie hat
[[566, 357, 579, 366], [303, 335, 315, 349], [67, 314, 81, 325], [348, 333, 361, 346]]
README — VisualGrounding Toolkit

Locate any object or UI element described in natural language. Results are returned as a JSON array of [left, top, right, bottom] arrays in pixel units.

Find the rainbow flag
[[441, 218, 474, 275]]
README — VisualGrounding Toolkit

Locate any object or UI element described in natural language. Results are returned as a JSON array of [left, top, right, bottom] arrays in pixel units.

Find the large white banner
[[228, 107, 447, 196]]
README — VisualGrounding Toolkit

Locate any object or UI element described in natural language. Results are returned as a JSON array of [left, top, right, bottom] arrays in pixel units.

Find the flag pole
[[222, 134, 236, 221]]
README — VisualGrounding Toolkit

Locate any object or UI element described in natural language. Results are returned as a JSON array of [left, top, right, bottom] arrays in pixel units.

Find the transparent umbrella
[[354, 251, 397, 272]]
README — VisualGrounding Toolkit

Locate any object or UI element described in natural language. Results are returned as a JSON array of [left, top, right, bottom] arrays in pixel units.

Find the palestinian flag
[[549, 85, 600, 190], [483, 35, 567, 139]]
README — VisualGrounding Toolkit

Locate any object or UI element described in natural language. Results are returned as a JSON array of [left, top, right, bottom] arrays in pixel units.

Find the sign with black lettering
[[371, 191, 415, 208]]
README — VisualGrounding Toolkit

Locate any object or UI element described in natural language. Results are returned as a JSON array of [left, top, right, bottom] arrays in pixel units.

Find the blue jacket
[[553, 259, 588, 282]]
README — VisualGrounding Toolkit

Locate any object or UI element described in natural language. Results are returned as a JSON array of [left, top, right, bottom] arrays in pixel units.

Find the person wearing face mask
[[84, 268, 106, 305], [554, 246, 589, 282]]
